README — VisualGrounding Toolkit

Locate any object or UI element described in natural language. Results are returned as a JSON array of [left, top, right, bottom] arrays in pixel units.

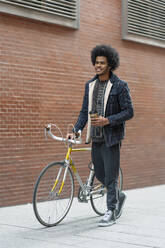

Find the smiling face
[[94, 56, 110, 80]]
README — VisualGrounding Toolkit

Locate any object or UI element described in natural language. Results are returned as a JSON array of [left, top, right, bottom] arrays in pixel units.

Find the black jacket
[[74, 72, 134, 147]]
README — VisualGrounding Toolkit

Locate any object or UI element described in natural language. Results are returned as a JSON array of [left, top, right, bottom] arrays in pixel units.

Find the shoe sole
[[98, 221, 116, 227]]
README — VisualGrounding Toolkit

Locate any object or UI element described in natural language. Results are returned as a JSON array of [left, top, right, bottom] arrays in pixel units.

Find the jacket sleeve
[[74, 83, 89, 132], [107, 82, 134, 126]]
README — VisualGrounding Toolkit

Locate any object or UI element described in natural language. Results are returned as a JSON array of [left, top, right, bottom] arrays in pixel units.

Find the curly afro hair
[[91, 45, 120, 71]]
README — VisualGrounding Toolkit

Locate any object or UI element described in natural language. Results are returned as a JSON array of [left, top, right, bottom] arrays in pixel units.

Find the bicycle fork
[[50, 161, 69, 196], [50, 147, 73, 196]]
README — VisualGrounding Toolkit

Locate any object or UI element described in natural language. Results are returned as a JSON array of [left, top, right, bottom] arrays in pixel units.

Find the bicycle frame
[[45, 124, 103, 199], [51, 144, 93, 197]]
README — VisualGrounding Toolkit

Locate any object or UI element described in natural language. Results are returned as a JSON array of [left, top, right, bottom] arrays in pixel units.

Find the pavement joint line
[[101, 229, 165, 240], [75, 233, 157, 248], [18, 236, 84, 247], [118, 222, 165, 232], [12, 236, 70, 245], [0, 223, 42, 230]]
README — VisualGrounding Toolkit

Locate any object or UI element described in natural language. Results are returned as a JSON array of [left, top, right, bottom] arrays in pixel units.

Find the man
[[68, 45, 134, 227]]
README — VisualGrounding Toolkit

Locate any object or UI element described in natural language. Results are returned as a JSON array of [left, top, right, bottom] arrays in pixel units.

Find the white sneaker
[[98, 210, 116, 227]]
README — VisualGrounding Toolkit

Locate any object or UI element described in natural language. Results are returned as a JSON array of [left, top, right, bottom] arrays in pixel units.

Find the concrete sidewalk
[[0, 185, 165, 248]]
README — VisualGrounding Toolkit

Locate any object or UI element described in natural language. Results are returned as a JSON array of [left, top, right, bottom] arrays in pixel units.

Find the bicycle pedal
[[78, 198, 88, 203]]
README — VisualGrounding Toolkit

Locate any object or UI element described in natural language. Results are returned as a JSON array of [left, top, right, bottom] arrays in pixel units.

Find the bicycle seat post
[[86, 168, 94, 189]]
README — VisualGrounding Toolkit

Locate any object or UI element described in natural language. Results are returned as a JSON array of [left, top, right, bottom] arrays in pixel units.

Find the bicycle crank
[[77, 186, 89, 203]]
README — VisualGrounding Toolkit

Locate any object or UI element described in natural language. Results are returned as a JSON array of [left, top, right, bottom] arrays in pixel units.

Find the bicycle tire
[[33, 161, 74, 227], [90, 167, 123, 216]]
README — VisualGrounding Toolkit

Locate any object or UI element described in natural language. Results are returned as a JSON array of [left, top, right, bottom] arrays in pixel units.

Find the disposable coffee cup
[[89, 111, 98, 118]]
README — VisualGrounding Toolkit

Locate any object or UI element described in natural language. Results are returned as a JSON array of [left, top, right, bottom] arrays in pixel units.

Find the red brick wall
[[0, 1, 165, 207]]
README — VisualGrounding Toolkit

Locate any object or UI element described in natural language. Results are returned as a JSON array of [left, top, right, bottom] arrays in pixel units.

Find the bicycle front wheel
[[33, 161, 74, 227], [90, 167, 123, 216]]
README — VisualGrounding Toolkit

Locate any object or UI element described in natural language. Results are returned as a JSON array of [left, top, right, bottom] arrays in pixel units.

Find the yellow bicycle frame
[[51, 146, 91, 195]]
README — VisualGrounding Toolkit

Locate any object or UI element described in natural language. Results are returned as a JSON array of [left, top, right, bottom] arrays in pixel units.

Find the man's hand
[[66, 132, 80, 140], [91, 116, 109, 127], [66, 133, 75, 140]]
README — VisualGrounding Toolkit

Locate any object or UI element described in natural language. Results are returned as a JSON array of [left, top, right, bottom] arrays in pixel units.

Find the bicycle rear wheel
[[33, 161, 74, 227], [90, 167, 123, 216]]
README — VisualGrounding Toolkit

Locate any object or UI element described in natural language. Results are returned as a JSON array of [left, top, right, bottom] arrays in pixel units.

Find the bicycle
[[33, 123, 123, 227]]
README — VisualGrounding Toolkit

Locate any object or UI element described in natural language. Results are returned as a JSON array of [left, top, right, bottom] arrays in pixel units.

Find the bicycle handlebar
[[45, 124, 82, 145]]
